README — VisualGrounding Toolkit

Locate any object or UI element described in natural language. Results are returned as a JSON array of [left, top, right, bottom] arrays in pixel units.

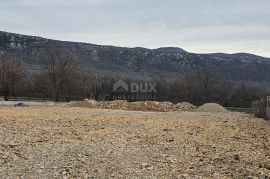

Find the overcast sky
[[1, 0, 270, 57]]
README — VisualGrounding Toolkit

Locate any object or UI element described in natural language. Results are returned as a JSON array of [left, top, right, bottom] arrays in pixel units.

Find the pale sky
[[1, 0, 270, 57]]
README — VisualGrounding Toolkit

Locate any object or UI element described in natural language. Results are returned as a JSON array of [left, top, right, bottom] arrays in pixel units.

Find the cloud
[[0, 0, 269, 57]]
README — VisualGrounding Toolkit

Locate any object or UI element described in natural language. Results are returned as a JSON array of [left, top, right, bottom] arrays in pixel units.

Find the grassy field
[[0, 106, 269, 178]]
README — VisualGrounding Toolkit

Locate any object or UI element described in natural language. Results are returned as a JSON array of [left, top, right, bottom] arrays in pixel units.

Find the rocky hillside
[[1, 31, 270, 86]]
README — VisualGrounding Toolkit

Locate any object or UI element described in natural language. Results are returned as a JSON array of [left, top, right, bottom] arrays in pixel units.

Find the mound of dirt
[[197, 103, 228, 113], [107, 100, 131, 110], [130, 101, 174, 112], [66, 99, 196, 112], [174, 102, 197, 111]]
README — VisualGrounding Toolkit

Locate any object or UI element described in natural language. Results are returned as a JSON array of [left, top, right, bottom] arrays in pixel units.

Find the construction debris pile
[[66, 99, 197, 112]]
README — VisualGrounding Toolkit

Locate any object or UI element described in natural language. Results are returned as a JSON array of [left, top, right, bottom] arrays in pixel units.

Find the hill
[[1, 31, 270, 86]]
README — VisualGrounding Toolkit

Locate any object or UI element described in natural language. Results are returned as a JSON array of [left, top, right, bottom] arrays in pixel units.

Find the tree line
[[0, 46, 268, 108]]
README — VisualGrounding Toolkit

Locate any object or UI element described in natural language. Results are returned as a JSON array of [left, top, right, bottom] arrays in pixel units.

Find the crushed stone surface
[[0, 106, 269, 178]]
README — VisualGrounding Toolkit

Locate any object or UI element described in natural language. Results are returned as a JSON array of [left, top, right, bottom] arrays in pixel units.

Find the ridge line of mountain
[[1, 30, 268, 59]]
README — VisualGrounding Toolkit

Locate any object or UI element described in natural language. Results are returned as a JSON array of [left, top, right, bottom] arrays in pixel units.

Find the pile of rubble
[[174, 102, 198, 111], [66, 99, 196, 112]]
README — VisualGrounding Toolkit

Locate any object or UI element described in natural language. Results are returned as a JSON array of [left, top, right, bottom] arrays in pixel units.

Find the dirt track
[[0, 106, 270, 178]]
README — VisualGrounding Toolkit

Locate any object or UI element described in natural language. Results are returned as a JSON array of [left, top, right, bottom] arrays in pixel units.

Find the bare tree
[[196, 66, 218, 102], [181, 63, 220, 105], [39, 46, 81, 101], [0, 51, 26, 100]]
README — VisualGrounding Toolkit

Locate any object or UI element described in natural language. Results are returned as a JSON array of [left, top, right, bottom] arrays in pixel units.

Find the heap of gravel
[[66, 99, 197, 112], [197, 103, 228, 113]]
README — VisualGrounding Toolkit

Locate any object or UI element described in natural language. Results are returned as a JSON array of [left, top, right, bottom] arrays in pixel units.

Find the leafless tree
[[39, 46, 81, 101], [181, 63, 220, 104], [196, 66, 218, 102], [0, 51, 26, 100]]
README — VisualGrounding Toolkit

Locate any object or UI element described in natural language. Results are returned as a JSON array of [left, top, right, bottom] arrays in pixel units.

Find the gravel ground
[[0, 106, 270, 178]]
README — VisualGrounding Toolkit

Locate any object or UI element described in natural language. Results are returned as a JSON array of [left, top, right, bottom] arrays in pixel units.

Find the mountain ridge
[[1, 30, 270, 86], [1, 30, 269, 58]]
